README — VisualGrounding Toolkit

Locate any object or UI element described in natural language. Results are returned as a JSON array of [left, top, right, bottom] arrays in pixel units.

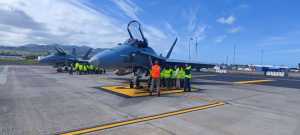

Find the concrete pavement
[[0, 65, 300, 135]]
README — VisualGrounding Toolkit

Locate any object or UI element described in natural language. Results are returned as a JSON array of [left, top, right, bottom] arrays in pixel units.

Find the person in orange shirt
[[150, 60, 161, 96]]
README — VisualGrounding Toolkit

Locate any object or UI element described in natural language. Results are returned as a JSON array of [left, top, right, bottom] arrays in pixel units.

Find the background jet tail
[[166, 38, 178, 59], [72, 48, 76, 57], [82, 48, 93, 60], [55, 47, 66, 55]]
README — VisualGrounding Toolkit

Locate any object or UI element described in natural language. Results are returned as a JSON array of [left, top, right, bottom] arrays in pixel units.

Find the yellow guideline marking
[[234, 79, 273, 84], [59, 101, 224, 135], [100, 86, 184, 97]]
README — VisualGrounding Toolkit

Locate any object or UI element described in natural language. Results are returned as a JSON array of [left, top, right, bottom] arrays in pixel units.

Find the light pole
[[189, 38, 193, 61], [260, 49, 264, 65], [226, 56, 229, 65], [195, 37, 198, 57], [233, 44, 236, 65]]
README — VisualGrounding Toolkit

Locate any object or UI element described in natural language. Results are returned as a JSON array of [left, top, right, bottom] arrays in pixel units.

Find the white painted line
[[0, 66, 8, 85]]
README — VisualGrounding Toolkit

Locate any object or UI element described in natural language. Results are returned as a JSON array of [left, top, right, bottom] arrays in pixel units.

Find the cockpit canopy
[[126, 20, 148, 48]]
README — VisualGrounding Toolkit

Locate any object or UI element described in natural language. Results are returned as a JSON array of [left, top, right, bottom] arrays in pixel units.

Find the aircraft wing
[[165, 59, 216, 69], [73, 59, 90, 64], [137, 50, 166, 61], [138, 51, 215, 69], [64, 57, 89, 64]]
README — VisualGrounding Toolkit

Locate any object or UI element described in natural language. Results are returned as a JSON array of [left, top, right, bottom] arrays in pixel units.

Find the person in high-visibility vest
[[150, 60, 161, 96], [148, 69, 152, 88], [160, 67, 166, 87], [178, 66, 186, 88], [184, 64, 192, 92], [78, 64, 83, 75], [88, 64, 94, 74], [170, 66, 177, 88], [164, 66, 172, 89], [69, 63, 74, 75], [83, 64, 87, 74], [75, 62, 79, 74], [174, 65, 180, 88]]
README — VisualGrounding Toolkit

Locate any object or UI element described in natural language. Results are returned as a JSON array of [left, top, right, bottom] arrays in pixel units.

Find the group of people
[[69, 62, 105, 75], [150, 60, 192, 96]]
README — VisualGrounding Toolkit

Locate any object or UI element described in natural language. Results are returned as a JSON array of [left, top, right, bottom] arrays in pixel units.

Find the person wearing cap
[[150, 60, 161, 96], [184, 64, 192, 92]]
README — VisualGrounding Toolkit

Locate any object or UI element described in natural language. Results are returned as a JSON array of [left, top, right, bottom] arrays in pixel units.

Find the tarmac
[[0, 65, 300, 135]]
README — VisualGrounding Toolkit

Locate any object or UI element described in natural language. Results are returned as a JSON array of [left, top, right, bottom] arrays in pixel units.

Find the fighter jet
[[39, 47, 92, 69], [89, 20, 214, 87]]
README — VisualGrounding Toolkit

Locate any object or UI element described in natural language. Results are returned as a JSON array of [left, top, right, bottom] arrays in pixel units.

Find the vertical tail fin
[[166, 38, 178, 59], [82, 48, 93, 60], [55, 47, 66, 55], [72, 48, 76, 56]]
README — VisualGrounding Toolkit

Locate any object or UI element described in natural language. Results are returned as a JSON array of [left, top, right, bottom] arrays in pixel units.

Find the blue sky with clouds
[[0, 0, 299, 67]]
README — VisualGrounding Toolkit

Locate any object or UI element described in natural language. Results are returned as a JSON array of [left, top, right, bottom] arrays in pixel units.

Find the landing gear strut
[[130, 75, 141, 88], [129, 68, 143, 88]]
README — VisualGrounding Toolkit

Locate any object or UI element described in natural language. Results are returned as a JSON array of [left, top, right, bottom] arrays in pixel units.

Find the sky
[[0, 0, 299, 67]]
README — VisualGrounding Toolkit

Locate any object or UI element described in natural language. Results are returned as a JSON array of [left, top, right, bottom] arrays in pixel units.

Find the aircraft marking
[[58, 101, 225, 135], [234, 79, 274, 84], [0, 66, 8, 85]]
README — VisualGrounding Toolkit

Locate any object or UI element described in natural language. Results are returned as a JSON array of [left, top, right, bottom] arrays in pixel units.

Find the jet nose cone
[[89, 56, 98, 66], [38, 57, 47, 63]]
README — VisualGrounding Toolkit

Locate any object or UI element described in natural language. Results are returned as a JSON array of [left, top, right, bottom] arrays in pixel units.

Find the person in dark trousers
[[178, 66, 185, 88], [150, 60, 161, 96], [184, 64, 192, 92], [160, 67, 166, 87], [69, 63, 74, 75], [164, 66, 172, 89]]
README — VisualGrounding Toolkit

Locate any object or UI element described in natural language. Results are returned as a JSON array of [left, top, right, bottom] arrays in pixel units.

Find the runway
[[1, 65, 300, 135], [193, 72, 300, 89]]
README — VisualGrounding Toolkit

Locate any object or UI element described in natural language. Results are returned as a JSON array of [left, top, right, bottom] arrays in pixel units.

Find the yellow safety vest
[[175, 68, 180, 79], [78, 64, 83, 71], [164, 69, 171, 78], [83, 65, 87, 71], [75, 63, 79, 70], [160, 69, 164, 78], [178, 68, 185, 79], [185, 66, 192, 79]]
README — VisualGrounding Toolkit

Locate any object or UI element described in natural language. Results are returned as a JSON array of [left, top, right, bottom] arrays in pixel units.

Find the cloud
[[181, 8, 207, 41], [111, 0, 140, 20], [164, 22, 178, 37], [214, 35, 227, 43], [184, 8, 199, 33], [259, 31, 300, 46], [192, 25, 207, 40], [0, 8, 45, 30], [0, 0, 183, 55], [228, 26, 242, 34], [0, 0, 128, 47], [144, 25, 167, 39], [111, 0, 169, 47], [217, 15, 236, 25]]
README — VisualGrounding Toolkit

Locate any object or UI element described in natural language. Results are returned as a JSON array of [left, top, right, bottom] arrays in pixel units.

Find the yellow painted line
[[59, 101, 225, 135], [234, 79, 273, 84]]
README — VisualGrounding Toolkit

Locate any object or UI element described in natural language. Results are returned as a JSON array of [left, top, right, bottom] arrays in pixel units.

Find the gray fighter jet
[[89, 20, 214, 86], [39, 47, 92, 69]]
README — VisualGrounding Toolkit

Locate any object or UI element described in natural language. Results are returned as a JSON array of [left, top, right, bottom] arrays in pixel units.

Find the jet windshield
[[127, 20, 148, 47]]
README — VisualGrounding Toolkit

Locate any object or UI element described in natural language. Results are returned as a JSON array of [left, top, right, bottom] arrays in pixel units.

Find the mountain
[[0, 44, 106, 57]]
